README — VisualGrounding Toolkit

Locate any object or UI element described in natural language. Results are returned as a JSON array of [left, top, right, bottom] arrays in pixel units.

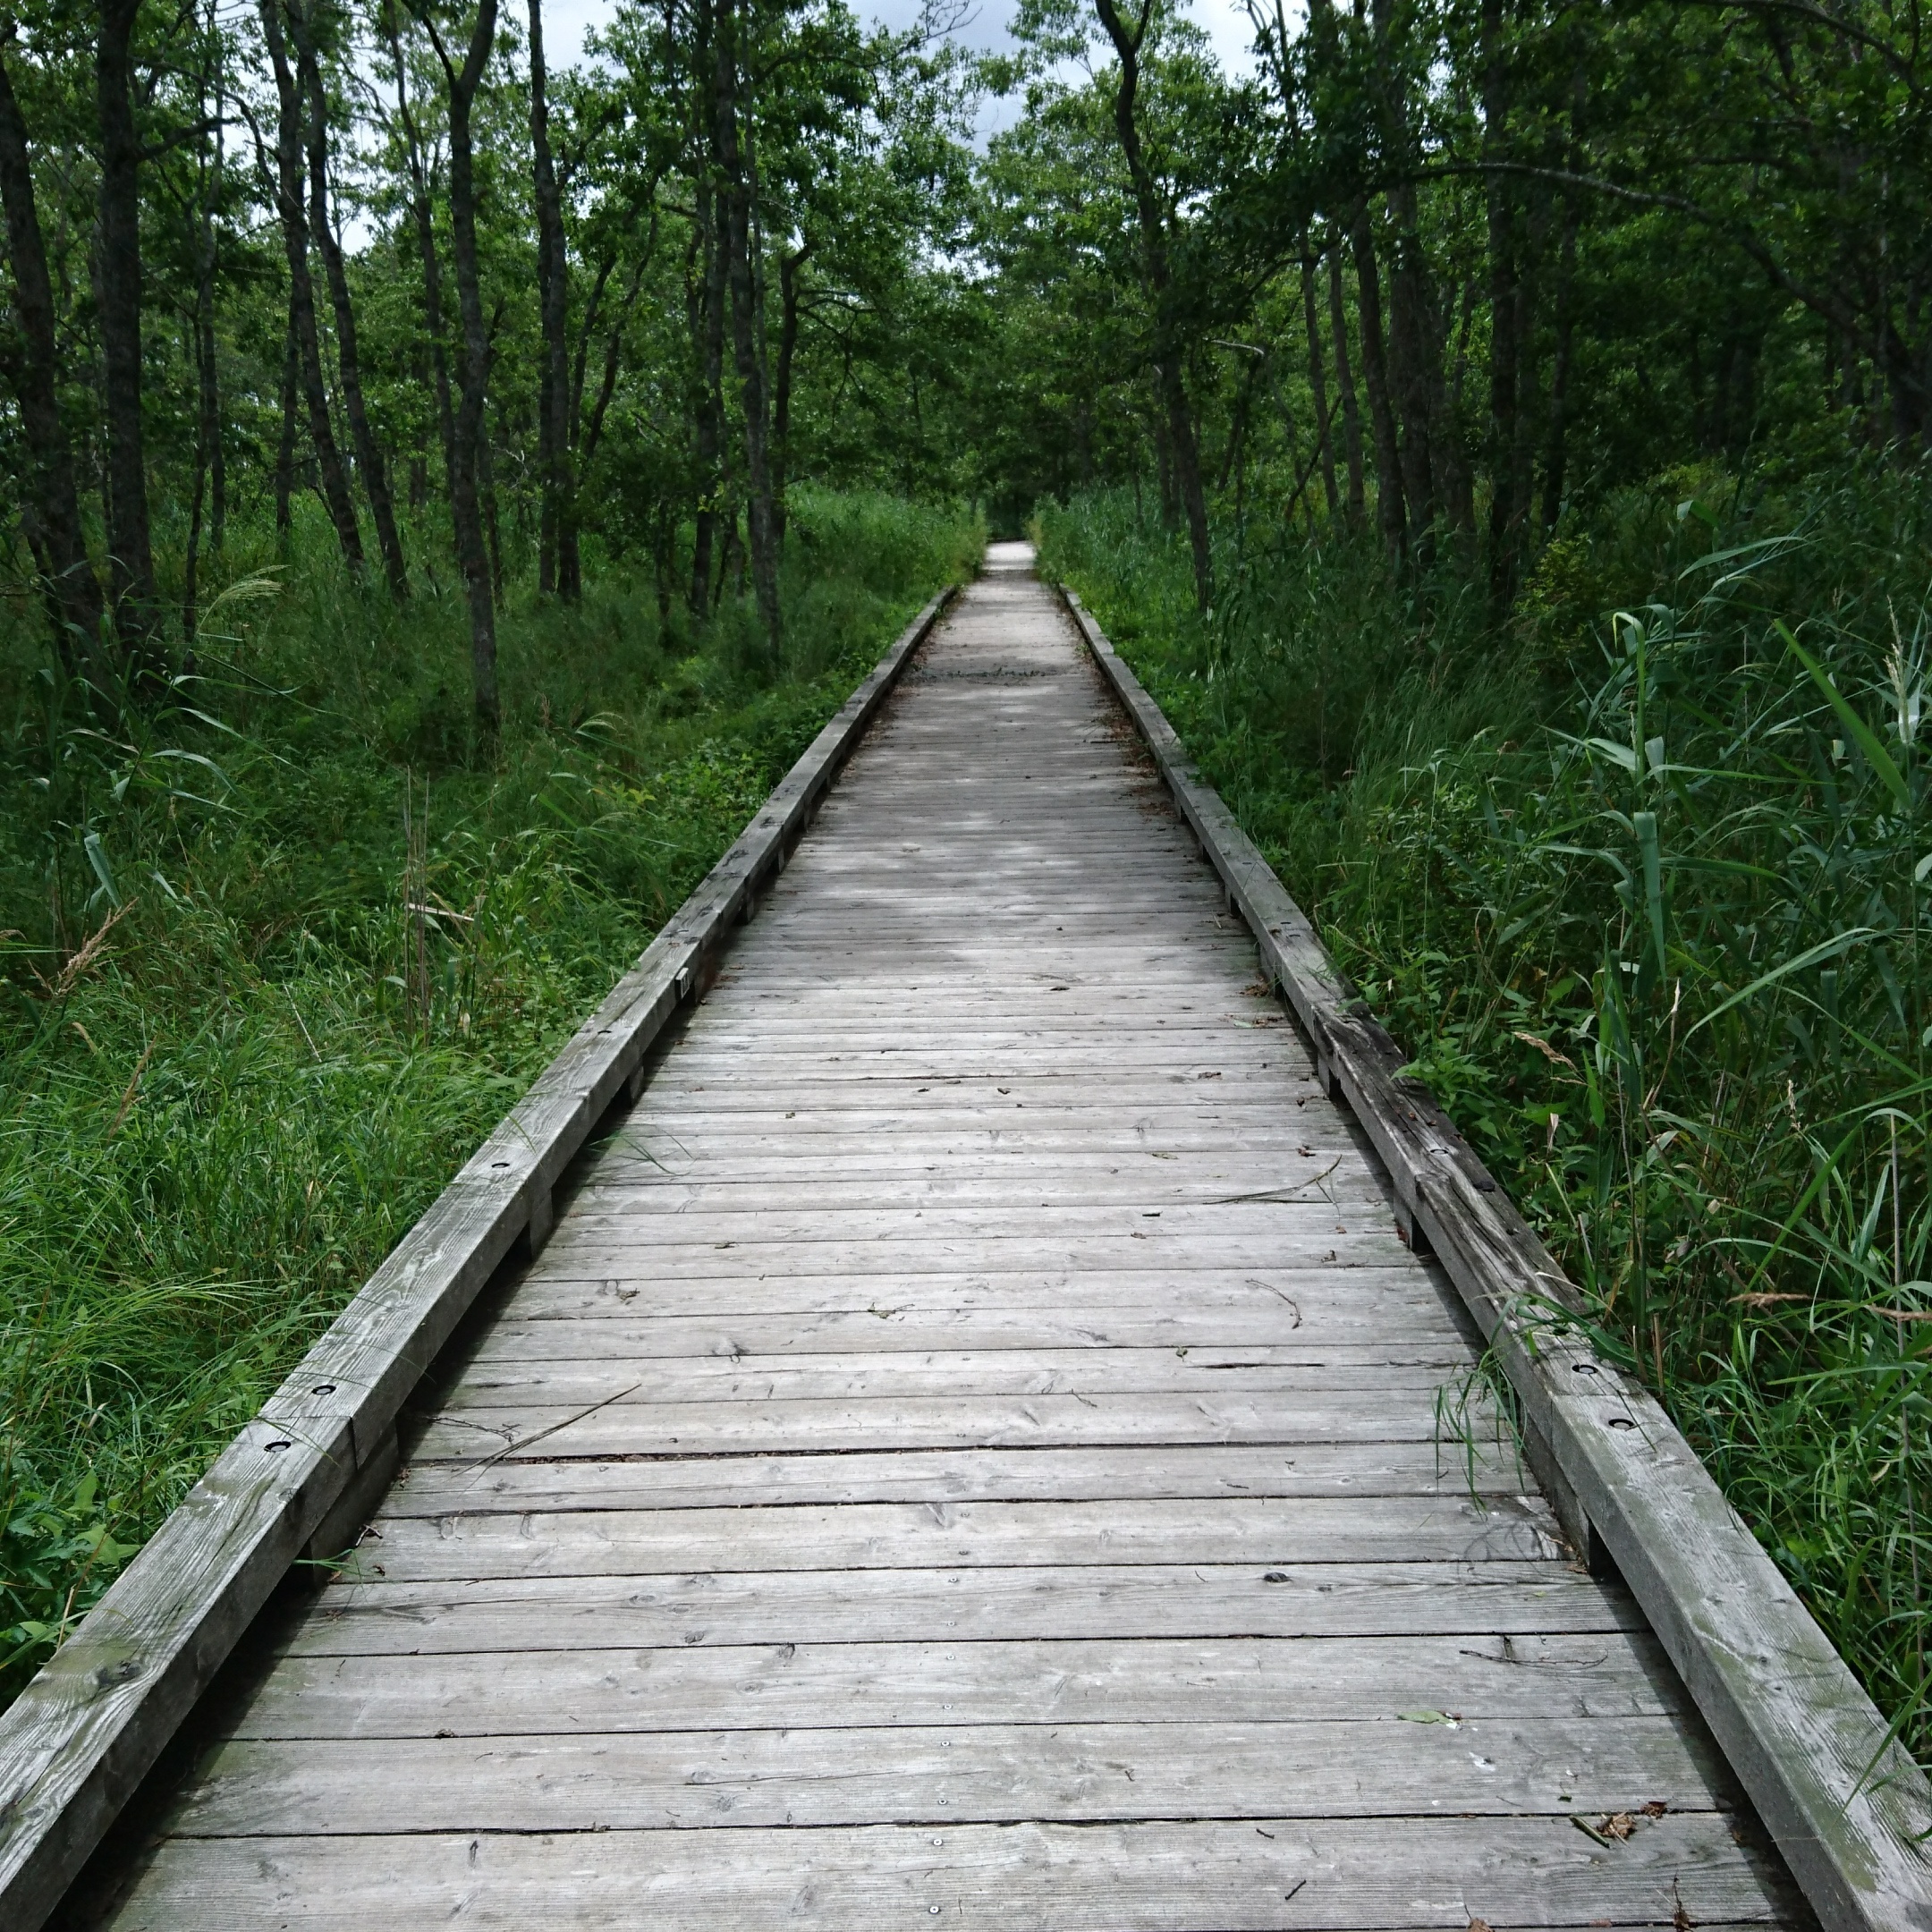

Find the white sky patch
[[538, 0, 1261, 134]]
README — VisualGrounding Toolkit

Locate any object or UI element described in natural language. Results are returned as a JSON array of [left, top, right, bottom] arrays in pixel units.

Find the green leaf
[[1779, 622, 1910, 810], [1632, 811, 1665, 978], [1685, 928, 1877, 1040], [82, 832, 122, 908]]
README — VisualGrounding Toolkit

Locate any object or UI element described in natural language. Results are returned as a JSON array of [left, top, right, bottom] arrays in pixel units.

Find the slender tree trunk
[[479, 397, 504, 607], [1326, 246, 1366, 526], [1093, 0, 1211, 613], [774, 240, 809, 546], [97, 0, 157, 647], [580, 256, 644, 479], [184, 426, 207, 648], [185, 141, 217, 646], [1301, 243, 1340, 521], [1481, 0, 1521, 610], [1509, 184, 1550, 544], [1366, 0, 1436, 551], [205, 21, 225, 555], [710, 0, 781, 665], [1386, 215, 1437, 548], [1150, 378, 1177, 530], [259, 0, 362, 569], [275, 305, 298, 533], [202, 306, 224, 551], [383, 10, 457, 504], [428, 0, 501, 730], [529, 0, 573, 597], [1541, 190, 1580, 531], [0, 32, 108, 679], [1350, 213, 1405, 555], [295, 10, 407, 595], [1307, 0, 1367, 536], [1216, 359, 1255, 493], [572, 253, 615, 432], [1432, 274, 1476, 538], [689, 181, 725, 617]]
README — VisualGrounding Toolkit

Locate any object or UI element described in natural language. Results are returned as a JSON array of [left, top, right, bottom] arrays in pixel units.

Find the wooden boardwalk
[[81, 547, 1803, 1928]]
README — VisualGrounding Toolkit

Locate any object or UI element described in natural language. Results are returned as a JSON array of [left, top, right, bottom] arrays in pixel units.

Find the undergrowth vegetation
[[1041, 464, 1932, 1757], [0, 488, 979, 1705]]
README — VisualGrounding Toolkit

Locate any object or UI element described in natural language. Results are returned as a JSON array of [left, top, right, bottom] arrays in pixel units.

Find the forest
[[3, 0, 1931, 1770]]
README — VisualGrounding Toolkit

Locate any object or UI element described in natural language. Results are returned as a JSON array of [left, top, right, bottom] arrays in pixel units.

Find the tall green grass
[[1042, 465, 1932, 1755], [0, 487, 981, 1705]]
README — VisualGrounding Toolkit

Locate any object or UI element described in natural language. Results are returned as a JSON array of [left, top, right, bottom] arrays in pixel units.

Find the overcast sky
[[537, 0, 1262, 114]]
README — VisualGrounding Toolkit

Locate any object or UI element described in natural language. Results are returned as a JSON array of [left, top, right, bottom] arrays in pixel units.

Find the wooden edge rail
[[0, 585, 960, 1932], [1058, 583, 1932, 1932]]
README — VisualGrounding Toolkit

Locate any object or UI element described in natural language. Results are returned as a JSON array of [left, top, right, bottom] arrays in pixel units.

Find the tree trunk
[[688, 180, 725, 618], [295, 6, 408, 596], [1386, 216, 1437, 548], [205, 28, 225, 556], [185, 165, 218, 646], [1150, 378, 1176, 529], [1301, 243, 1340, 521], [1326, 246, 1366, 527], [428, 0, 501, 730], [0, 32, 108, 680], [1541, 189, 1580, 532], [383, 8, 457, 504], [774, 240, 810, 546], [709, 0, 781, 665], [96, 0, 157, 648], [275, 305, 298, 533], [528, 0, 573, 598], [202, 304, 224, 552], [1481, 0, 1521, 611], [259, 0, 363, 570], [479, 397, 505, 607], [1367, 0, 1437, 552], [1350, 213, 1405, 555], [1093, 0, 1211, 613], [580, 256, 646, 479], [1432, 274, 1476, 538]]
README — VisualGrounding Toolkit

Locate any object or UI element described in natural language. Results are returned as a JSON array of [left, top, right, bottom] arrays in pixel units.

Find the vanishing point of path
[[85, 547, 1802, 1928]]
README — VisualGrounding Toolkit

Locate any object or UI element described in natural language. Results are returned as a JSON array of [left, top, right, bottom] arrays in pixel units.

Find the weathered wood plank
[[403, 1389, 1478, 1460], [221, 1631, 1690, 1739], [1066, 580, 1932, 1928], [93, 1816, 1795, 1932], [566, 1172, 1388, 1216], [277, 1561, 1643, 1657], [459, 1305, 1469, 1357], [332, 1496, 1559, 1585], [529, 1234, 1419, 1281], [430, 1350, 1474, 1405], [159, 1715, 1738, 1837], [488, 1268, 1460, 1326], [382, 1441, 1531, 1517]]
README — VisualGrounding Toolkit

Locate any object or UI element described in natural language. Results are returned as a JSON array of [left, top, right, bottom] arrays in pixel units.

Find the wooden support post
[[300, 1427, 398, 1568], [524, 1185, 555, 1257]]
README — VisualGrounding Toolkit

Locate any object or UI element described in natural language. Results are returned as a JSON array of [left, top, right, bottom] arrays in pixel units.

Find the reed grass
[[0, 487, 981, 1705], [1041, 462, 1932, 1757]]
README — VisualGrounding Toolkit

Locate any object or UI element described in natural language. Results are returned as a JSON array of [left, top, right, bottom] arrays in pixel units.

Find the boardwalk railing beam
[[1060, 582, 1932, 1932], [0, 586, 958, 1932]]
